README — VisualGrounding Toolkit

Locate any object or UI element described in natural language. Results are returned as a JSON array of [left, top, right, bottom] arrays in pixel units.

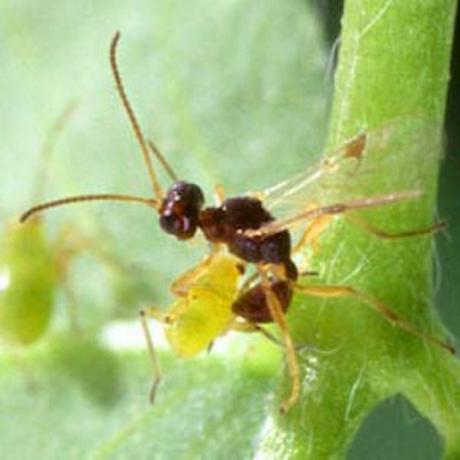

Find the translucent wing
[[251, 117, 440, 222]]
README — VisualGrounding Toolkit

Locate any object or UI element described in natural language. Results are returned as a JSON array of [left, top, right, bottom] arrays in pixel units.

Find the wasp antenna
[[20, 193, 159, 223], [110, 31, 164, 201], [147, 139, 179, 182]]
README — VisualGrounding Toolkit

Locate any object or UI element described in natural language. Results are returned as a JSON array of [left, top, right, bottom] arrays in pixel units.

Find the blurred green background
[[0, 1, 458, 458]]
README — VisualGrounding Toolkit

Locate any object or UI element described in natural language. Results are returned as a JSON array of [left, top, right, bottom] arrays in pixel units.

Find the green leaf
[[257, 1, 460, 459], [0, 1, 327, 458]]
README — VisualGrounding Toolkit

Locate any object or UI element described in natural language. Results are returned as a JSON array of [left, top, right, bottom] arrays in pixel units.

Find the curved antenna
[[147, 139, 178, 182], [20, 193, 158, 223], [31, 101, 78, 202], [110, 31, 164, 201]]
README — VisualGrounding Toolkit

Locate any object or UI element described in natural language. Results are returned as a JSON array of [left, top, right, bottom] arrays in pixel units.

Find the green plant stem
[[257, 1, 459, 459]]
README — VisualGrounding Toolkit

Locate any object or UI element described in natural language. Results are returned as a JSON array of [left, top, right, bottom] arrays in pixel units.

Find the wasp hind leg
[[292, 211, 445, 256], [257, 267, 301, 415], [295, 284, 454, 354], [346, 213, 446, 240]]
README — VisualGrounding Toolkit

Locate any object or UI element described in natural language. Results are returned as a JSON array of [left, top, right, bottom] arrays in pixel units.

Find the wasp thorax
[[198, 207, 227, 242], [159, 181, 205, 240]]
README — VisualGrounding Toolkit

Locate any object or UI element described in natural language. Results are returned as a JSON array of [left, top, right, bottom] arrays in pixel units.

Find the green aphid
[[0, 217, 58, 345], [0, 103, 82, 346]]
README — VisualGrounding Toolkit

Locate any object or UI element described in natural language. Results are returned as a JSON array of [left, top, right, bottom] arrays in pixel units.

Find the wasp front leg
[[170, 252, 223, 296]]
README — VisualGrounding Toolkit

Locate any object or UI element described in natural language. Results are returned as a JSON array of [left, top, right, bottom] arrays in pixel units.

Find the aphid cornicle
[[20, 32, 454, 414]]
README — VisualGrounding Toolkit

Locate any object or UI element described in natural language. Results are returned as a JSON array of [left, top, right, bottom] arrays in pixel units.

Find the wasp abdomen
[[232, 280, 293, 323]]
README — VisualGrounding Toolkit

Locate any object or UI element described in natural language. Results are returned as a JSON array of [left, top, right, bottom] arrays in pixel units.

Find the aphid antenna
[[31, 100, 78, 203], [20, 194, 158, 223], [110, 31, 164, 202]]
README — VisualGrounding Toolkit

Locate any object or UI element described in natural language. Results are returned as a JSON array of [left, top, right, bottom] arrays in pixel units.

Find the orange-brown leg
[[139, 307, 164, 403], [245, 191, 423, 238], [61, 276, 81, 335], [291, 211, 444, 278], [213, 184, 225, 206], [295, 284, 454, 354], [53, 223, 135, 282], [230, 319, 319, 352], [258, 267, 300, 414], [291, 206, 443, 256], [170, 251, 224, 296], [292, 214, 334, 254], [346, 213, 446, 240], [229, 318, 284, 347]]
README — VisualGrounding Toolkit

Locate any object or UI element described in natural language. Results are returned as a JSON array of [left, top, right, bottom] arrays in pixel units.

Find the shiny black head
[[159, 181, 205, 240]]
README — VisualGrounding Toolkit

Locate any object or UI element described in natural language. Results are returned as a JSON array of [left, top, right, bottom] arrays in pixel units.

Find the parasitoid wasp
[[20, 32, 453, 414]]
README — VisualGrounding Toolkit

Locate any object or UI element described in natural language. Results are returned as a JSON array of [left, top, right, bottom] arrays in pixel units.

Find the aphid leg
[[229, 318, 319, 352], [52, 227, 90, 335], [53, 227, 134, 331], [258, 267, 301, 415], [345, 213, 447, 240], [295, 284, 455, 354], [54, 225, 110, 267], [292, 214, 334, 254], [170, 254, 217, 296], [213, 184, 225, 206], [170, 248, 231, 296], [61, 277, 81, 335], [229, 319, 284, 348], [254, 324, 283, 346], [206, 341, 215, 354], [32, 100, 78, 203], [139, 307, 164, 404]]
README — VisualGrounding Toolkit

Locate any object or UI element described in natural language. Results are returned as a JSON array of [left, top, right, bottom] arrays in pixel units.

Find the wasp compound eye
[[159, 182, 204, 240], [159, 213, 184, 235], [159, 212, 197, 240]]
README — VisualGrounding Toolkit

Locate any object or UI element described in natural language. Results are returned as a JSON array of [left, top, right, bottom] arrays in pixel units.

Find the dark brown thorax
[[159, 183, 294, 267], [158, 183, 298, 324]]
